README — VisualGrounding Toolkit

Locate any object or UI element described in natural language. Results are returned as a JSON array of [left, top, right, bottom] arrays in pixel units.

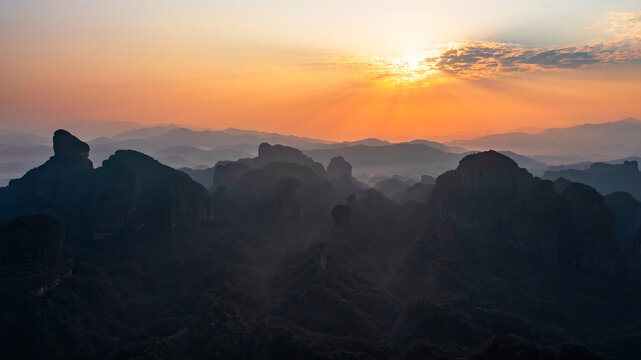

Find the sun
[[329, 46, 447, 88], [375, 52, 443, 87]]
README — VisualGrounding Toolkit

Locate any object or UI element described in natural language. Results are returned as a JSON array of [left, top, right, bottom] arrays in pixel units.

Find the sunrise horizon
[[2, 1, 641, 141]]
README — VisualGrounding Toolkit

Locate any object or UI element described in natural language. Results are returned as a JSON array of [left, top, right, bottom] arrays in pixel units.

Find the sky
[[1, 0, 640, 140]]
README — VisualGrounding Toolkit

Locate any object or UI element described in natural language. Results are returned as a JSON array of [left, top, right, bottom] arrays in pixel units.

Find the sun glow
[[329, 47, 448, 88], [372, 51, 444, 87]]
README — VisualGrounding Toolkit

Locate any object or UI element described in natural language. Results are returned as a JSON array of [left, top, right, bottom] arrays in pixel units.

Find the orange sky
[[1, 2, 640, 141]]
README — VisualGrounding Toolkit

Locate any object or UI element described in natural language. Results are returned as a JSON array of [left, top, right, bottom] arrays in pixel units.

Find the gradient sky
[[1, 0, 641, 140]]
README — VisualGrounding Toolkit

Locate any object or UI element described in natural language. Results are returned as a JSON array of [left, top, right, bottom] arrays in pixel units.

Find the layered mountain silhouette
[[448, 118, 641, 164], [4, 129, 641, 359], [544, 160, 641, 200], [0, 130, 209, 244]]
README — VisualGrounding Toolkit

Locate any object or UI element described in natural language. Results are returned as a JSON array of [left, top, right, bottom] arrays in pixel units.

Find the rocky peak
[[327, 156, 352, 180], [456, 150, 528, 187], [429, 151, 535, 228], [243, 142, 325, 176], [431, 150, 533, 202], [53, 129, 90, 160], [331, 204, 351, 230]]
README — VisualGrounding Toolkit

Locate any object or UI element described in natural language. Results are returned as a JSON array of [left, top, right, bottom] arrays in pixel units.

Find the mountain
[[447, 118, 641, 164], [111, 125, 182, 141], [238, 142, 326, 177], [404, 139, 467, 153], [109, 127, 331, 151], [153, 146, 251, 168], [0, 130, 209, 243], [221, 127, 333, 144], [305, 143, 464, 179], [313, 137, 466, 153], [5, 139, 641, 358], [0, 214, 73, 297], [496, 150, 548, 176], [305, 143, 546, 180], [179, 166, 216, 189], [543, 160, 641, 200], [314, 137, 392, 149]]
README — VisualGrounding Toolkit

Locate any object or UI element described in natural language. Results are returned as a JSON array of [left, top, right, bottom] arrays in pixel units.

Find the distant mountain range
[[447, 118, 641, 164], [2, 117, 641, 186]]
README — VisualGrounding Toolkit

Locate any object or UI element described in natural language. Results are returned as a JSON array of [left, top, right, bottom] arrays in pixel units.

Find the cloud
[[328, 38, 641, 87], [597, 11, 641, 40], [434, 40, 641, 78], [325, 11, 641, 87]]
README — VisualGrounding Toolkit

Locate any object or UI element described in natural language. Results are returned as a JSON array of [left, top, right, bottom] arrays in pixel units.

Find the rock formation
[[0, 130, 94, 240], [430, 150, 535, 228], [326, 156, 364, 193], [52, 129, 90, 160], [0, 130, 209, 242], [331, 204, 351, 230], [92, 150, 209, 239], [238, 142, 326, 177], [0, 214, 73, 296], [213, 161, 250, 189], [327, 156, 352, 180]]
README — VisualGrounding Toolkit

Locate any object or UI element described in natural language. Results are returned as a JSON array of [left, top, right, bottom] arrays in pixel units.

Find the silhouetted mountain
[[111, 125, 182, 141], [213, 161, 251, 189], [5, 134, 641, 359], [179, 166, 216, 189], [0, 130, 209, 242], [374, 175, 416, 199], [0, 214, 73, 297], [239, 142, 326, 177], [497, 150, 548, 176], [154, 145, 250, 168], [306, 143, 463, 179], [404, 139, 467, 153], [430, 151, 621, 273], [544, 160, 641, 200], [604, 192, 641, 258], [315, 137, 392, 149], [448, 118, 641, 163], [91, 150, 209, 240], [0, 130, 94, 240], [326, 156, 366, 192]]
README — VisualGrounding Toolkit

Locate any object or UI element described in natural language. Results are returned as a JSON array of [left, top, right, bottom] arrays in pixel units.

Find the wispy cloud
[[597, 11, 641, 40], [327, 11, 641, 88], [329, 39, 641, 87]]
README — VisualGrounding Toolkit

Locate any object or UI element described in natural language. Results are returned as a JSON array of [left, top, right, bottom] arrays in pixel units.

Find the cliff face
[[429, 151, 536, 229], [0, 214, 73, 296], [0, 130, 94, 241], [4, 142, 641, 358], [0, 131, 209, 242], [92, 150, 209, 239], [429, 151, 621, 273]]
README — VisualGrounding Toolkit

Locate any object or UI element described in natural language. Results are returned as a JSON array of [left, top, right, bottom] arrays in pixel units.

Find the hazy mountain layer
[[2, 132, 641, 358]]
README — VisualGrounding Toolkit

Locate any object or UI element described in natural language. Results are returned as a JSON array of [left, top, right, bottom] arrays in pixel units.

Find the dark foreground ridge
[[3, 132, 641, 359]]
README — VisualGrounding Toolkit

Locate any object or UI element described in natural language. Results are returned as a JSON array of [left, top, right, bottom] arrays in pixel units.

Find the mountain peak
[[53, 129, 90, 159]]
